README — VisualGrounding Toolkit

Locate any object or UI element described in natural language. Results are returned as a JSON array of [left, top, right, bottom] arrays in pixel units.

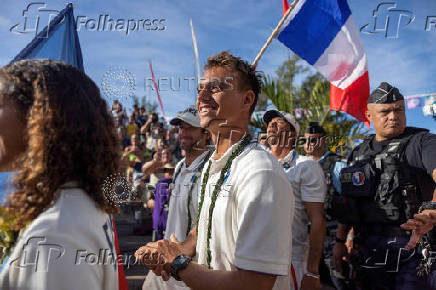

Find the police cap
[[368, 82, 404, 104]]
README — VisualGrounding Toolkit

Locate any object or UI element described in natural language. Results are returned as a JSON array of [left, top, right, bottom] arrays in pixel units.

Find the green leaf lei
[[186, 150, 212, 237], [196, 135, 251, 268]]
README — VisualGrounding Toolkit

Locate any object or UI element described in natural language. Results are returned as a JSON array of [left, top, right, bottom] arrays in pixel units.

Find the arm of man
[[141, 159, 293, 290], [333, 223, 351, 273], [141, 238, 277, 290], [179, 263, 276, 290], [301, 202, 325, 289], [150, 233, 278, 290], [298, 160, 326, 289], [141, 159, 162, 179], [406, 132, 436, 200], [400, 133, 436, 247], [400, 167, 436, 249]]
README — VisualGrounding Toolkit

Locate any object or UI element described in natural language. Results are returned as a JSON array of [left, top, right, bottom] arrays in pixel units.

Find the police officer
[[304, 122, 351, 289], [333, 82, 436, 289]]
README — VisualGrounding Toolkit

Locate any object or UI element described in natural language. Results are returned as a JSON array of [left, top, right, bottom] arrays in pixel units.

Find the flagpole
[[252, 0, 298, 67], [190, 18, 201, 82], [190, 18, 201, 103]]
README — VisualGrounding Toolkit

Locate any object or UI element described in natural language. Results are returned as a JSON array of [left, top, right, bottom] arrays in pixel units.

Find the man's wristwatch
[[170, 254, 192, 281]]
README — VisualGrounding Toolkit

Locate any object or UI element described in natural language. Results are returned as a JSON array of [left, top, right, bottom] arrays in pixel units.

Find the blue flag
[[11, 3, 84, 71]]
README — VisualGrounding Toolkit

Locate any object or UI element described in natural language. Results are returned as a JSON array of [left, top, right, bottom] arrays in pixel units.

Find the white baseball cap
[[263, 110, 300, 135], [170, 106, 201, 128]]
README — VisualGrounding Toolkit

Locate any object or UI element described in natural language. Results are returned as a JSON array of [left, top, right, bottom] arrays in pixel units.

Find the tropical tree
[[131, 95, 159, 113], [254, 54, 370, 156]]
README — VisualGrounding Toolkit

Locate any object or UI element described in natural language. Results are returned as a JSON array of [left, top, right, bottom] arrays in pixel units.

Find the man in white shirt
[[142, 106, 211, 290], [263, 110, 326, 290], [136, 51, 294, 290]]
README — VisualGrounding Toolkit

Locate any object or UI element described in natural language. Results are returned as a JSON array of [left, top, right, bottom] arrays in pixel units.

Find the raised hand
[[401, 210, 436, 250]]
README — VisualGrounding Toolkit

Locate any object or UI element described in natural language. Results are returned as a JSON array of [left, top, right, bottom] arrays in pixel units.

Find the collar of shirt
[[209, 137, 249, 175], [278, 150, 297, 168], [185, 150, 210, 173]]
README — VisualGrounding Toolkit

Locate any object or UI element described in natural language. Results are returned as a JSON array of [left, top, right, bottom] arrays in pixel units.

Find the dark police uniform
[[320, 151, 354, 290], [337, 82, 436, 290]]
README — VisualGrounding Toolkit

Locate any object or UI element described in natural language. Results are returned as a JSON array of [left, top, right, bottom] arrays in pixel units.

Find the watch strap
[[170, 254, 192, 281]]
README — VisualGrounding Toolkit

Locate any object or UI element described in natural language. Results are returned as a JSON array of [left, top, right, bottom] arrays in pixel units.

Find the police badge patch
[[352, 171, 365, 186]]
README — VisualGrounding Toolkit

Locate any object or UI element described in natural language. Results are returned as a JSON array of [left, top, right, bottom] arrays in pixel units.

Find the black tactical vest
[[339, 127, 431, 226], [319, 152, 344, 221]]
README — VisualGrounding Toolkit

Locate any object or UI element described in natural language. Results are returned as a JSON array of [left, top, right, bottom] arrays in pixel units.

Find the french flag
[[278, 0, 370, 126]]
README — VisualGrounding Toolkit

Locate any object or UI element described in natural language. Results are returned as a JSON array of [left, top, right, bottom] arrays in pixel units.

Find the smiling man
[[135, 51, 294, 290], [333, 82, 436, 289], [142, 106, 211, 290], [263, 110, 326, 290]]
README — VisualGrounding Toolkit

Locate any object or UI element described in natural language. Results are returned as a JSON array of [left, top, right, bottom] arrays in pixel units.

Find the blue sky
[[0, 0, 435, 132]]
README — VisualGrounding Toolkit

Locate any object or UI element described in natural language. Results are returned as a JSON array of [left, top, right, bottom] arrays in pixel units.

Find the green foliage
[[132, 95, 159, 113], [0, 207, 19, 262], [255, 53, 370, 155]]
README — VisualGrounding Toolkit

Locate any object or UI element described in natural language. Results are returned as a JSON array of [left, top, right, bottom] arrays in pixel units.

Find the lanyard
[[283, 151, 296, 170]]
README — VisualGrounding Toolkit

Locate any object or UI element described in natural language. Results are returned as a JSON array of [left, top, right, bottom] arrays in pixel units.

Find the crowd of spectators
[[110, 100, 181, 212]]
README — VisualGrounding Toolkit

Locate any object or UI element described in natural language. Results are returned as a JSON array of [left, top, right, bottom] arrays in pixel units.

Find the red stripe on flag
[[282, 0, 290, 15], [330, 71, 370, 127], [148, 60, 165, 116], [112, 218, 128, 290]]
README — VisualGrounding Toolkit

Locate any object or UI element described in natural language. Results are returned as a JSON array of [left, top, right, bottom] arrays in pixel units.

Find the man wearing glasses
[[263, 110, 326, 290]]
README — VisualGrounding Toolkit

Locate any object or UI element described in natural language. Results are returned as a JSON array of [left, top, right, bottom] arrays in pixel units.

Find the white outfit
[[196, 140, 294, 290], [278, 150, 326, 289], [0, 184, 119, 290], [143, 151, 210, 290]]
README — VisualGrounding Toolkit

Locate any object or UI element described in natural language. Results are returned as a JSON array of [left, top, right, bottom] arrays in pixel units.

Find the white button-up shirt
[[279, 150, 326, 262], [165, 150, 211, 242], [196, 140, 294, 290]]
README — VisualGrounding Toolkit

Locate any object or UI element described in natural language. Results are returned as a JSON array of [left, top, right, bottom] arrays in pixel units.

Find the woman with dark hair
[[0, 59, 121, 289]]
